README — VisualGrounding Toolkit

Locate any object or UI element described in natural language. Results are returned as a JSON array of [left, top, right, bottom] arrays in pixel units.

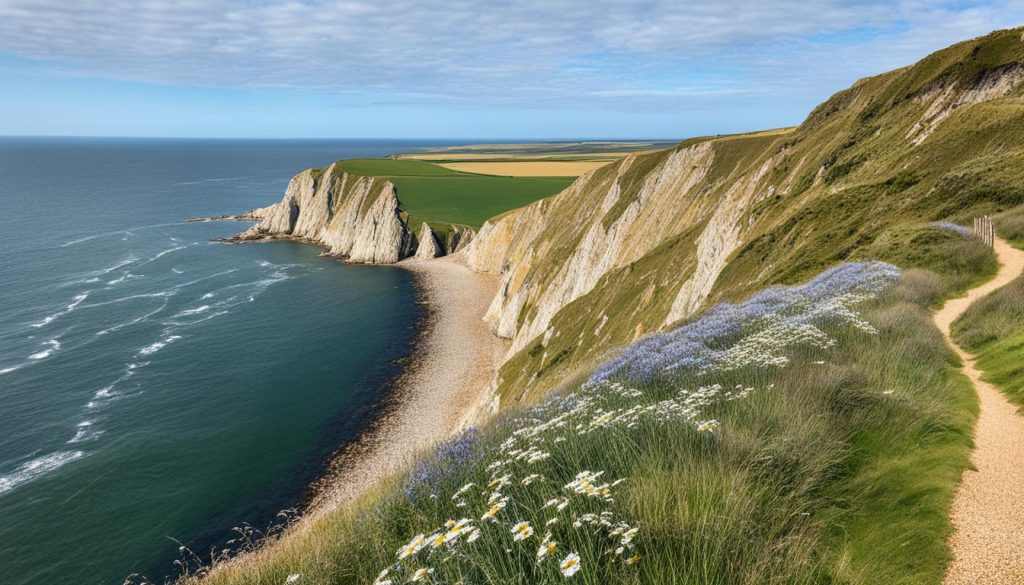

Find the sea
[[0, 138, 451, 585]]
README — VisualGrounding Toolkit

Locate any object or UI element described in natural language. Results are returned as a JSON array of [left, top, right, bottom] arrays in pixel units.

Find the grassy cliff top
[[327, 157, 575, 233]]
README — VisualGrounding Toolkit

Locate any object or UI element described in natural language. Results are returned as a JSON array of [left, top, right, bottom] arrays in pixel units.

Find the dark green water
[[0, 138, 446, 584]]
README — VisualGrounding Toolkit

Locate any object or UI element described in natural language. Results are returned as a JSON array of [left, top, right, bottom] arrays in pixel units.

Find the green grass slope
[[475, 27, 1023, 405], [334, 158, 574, 233], [951, 205, 1024, 408]]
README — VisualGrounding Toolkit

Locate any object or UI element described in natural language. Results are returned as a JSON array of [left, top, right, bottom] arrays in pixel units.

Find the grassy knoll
[[189, 231, 988, 585], [333, 158, 574, 232]]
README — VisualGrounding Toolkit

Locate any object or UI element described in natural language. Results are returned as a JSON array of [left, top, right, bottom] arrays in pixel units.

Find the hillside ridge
[[458, 26, 1024, 410]]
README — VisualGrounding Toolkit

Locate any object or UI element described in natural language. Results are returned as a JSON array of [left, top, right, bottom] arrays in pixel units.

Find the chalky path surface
[[938, 237, 1024, 585]]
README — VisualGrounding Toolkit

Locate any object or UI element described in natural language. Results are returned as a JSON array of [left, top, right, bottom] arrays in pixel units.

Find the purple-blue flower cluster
[[404, 427, 483, 501], [590, 261, 900, 384], [930, 221, 972, 237]]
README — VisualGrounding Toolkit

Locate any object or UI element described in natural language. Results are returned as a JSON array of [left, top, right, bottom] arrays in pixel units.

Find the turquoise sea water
[[0, 138, 445, 584]]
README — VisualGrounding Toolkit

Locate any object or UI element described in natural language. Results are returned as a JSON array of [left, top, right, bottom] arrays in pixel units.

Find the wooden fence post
[[972, 216, 995, 247]]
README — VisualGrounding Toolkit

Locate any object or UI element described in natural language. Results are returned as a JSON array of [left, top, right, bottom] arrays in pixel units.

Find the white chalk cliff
[[234, 163, 414, 264], [414, 222, 444, 259], [458, 27, 1024, 406]]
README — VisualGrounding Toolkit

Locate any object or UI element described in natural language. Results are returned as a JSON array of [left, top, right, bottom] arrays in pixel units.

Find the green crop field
[[334, 158, 574, 232], [335, 158, 465, 177]]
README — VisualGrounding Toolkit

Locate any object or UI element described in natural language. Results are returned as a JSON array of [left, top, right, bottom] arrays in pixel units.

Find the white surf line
[[174, 175, 253, 186], [55, 256, 142, 289], [0, 451, 87, 496], [58, 222, 183, 248], [137, 334, 183, 357], [67, 420, 104, 444], [172, 268, 239, 290], [27, 338, 61, 360], [96, 297, 169, 336], [106, 272, 142, 286], [86, 361, 149, 409], [30, 291, 91, 328], [133, 243, 190, 268], [77, 291, 176, 309]]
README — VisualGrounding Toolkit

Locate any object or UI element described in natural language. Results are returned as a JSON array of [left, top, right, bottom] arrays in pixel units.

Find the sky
[[0, 1, 1022, 139]]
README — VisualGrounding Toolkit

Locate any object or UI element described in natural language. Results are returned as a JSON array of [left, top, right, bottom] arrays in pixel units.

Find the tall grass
[[952, 275, 1024, 351], [190, 260, 976, 585], [951, 274, 1024, 408], [993, 205, 1024, 248], [867, 224, 997, 302]]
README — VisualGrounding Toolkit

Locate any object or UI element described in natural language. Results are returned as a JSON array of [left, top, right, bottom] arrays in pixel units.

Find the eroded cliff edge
[[231, 163, 416, 263], [460, 26, 1024, 410], [230, 162, 478, 264]]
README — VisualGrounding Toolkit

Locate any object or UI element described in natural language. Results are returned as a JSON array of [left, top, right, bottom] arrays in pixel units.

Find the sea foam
[[0, 451, 86, 495], [28, 339, 61, 360]]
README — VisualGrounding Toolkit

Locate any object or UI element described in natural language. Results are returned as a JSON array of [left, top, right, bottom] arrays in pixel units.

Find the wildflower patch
[[379, 261, 897, 583]]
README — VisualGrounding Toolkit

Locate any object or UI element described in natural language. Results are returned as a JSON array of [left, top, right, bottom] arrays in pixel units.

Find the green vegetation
[[192, 243, 985, 585], [951, 207, 1024, 408], [332, 158, 574, 232], [952, 274, 1024, 408], [866, 225, 998, 301], [393, 175, 573, 233], [993, 205, 1024, 247], [483, 27, 1024, 404]]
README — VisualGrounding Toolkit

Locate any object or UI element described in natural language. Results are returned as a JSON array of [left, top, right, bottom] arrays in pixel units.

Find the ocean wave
[[138, 334, 183, 356], [174, 176, 252, 186], [162, 310, 229, 328], [93, 256, 139, 275], [175, 305, 210, 317], [68, 421, 104, 444], [79, 291, 175, 309], [31, 292, 90, 328], [172, 269, 239, 289], [59, 223, 181, 248], [85, 362, 148, 409], [139, 245, 187, 266], [106, 272, 142, 286], [95, 299, 168, 336], [28, 339, 61, 360], [0, 451, 86, 495], [58, 277, 102, 288], [0, 365, 21, 375]]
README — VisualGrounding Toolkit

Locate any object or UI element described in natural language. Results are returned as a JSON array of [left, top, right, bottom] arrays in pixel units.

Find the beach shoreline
[[300, 253, 507, 516]]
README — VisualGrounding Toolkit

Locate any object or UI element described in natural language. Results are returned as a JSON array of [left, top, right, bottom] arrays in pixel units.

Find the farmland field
[[437, 161, 611, 176], [335, 158, 575, 232]]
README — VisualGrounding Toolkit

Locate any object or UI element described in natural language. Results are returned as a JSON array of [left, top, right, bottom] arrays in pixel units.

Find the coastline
[[301, 253, 507, 515]]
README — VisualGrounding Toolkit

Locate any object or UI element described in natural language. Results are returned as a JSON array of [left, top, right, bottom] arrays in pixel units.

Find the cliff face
[[414, 222, 444, 259], [462, 26, 1024, 408], [236, 162, 414, 264]]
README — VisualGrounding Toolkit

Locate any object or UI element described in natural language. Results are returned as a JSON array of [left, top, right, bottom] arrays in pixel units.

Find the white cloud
[[0, 0, 1022, 108]]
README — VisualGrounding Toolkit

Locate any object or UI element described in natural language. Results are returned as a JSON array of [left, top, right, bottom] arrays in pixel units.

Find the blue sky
[[0, 1, 1022, 139]]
